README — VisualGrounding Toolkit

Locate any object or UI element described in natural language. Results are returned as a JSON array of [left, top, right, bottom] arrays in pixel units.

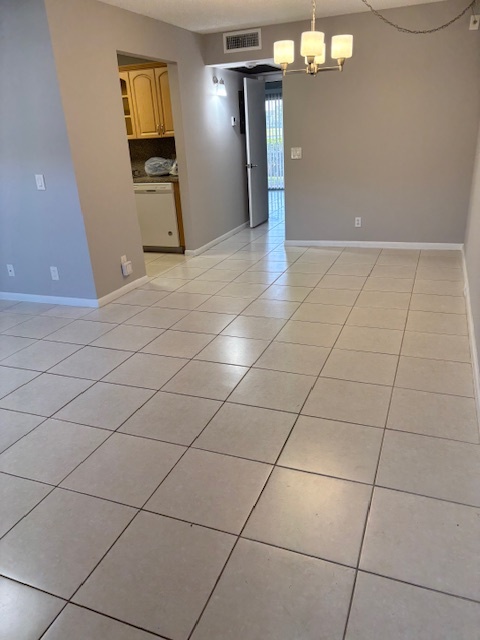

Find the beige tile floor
[[1, 210, 480, 639]]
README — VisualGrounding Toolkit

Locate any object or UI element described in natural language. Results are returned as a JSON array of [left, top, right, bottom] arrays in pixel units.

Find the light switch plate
[[35, 174, 46, 190], [291, 147, 302, 160], [470, 14, 479, 30]]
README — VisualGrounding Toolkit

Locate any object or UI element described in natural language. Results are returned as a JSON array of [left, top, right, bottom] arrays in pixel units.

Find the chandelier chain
[[359, 0, 477, 33]]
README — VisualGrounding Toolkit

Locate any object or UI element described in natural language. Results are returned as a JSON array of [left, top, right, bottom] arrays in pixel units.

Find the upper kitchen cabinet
[[120, 64, 175, 139], [119, 72, 137, 139]]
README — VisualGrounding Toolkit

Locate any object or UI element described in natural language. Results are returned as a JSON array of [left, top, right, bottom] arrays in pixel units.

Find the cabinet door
[[129, 69, 161, 138], [155, 67, 175, 137], [119, 72, 137, 138]]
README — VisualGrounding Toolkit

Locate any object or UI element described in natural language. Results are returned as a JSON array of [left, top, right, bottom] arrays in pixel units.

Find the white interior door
[[244, 77, 268, 228]]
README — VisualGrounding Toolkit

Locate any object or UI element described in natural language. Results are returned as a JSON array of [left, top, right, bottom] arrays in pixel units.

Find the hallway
[[0, 217, 479, 639]]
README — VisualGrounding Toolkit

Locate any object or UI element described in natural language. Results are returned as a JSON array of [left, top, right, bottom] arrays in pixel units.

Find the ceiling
[[98, 0, 447, 34]]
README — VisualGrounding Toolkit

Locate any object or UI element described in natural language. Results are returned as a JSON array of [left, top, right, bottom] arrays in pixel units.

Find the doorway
[[265, 81, 284, 224]]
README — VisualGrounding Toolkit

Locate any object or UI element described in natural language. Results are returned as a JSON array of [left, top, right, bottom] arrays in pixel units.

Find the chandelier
[[274, 0, 353, 76]]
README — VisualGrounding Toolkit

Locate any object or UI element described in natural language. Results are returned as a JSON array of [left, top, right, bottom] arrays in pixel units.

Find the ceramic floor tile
[[0, 410, 44, 454], [355, 290, 410, 310], [172, 311, 237, 334], [62, 433, 185, 507], [194, 402, 295, 463], [0, 335, 36, 360], [49, 346, 131, 380], [0, 313, 30, 332], [291, 303, 350, 324], [0, 474, 51, 537], [413, 279, 465, 296], [163, 360, 247, 400], [377, 252, 419, 266], [317, 275, 367, 290], [415, 267, 463, 282], [0, 577, 65, 640], [275, 320, 342, 347], [41, 306, 97, 319], [0, 300, 20, 311], [244, 467, 371, 566], [0, 488, 135, 598], [0, 419, 108, 484], [234, 270, 279, 284], [0, 340, 81, 372], [115, 289, 169, 306], [73, 512, 235, 640], [177, 280, 228, 295], [82, 303, 145, 324], [363, 277, 414, 293], [3, 315, 72, 339], [219, 282, 269, 298], [191, 539, 355, 640], [388, 387, 479, 443], [287, 262, 330, 275], [241, 299, 300, 319], [195, 335, 269, 366], [254, 341, 329, 376], [4, 302, 55, 316], [119, 391, 221, 445], [154, 292, 210, 310], [199, 269, 243, 282], [321, 349, 398, 385], [345, 572, 480, 640], [260, 284, 312, 302], [346, 307, 408, 330], [229, 368, 315, 413], [406, 310, 468, 335], [55, 382, 154, 430], [0, 374, 93, 417], [377, 430, 480, 506], [125, 307, 189, 329], [336, 325, 403, 355], [102, 352, 187, 389], [327, 263, 373, 277], [360, 487, 480, 600], [401, 331, 471, 362], [221, 315, 286, 340], [410, 293, 466, 314], [304, 288, 359, 306], [90, 325, 163, 352], [274, 272, 322, 287], [0, 367, 39, 399], [279, 416, 382, 483], [395, 356, 474, 397], [141, 330, 214, 358], [147, 276, 189, 291], [370, 265, 416, 279], [146, 448, 271, 533], [46, 320, 116, 345], [196, 295, 251, 314], [303, 378, 391, 428]]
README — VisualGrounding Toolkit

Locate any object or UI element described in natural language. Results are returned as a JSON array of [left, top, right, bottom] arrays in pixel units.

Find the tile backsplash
[[129, 138, 176, 176]]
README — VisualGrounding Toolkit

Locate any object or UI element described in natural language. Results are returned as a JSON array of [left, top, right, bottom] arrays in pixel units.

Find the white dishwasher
[[134, 182, 181, 251]]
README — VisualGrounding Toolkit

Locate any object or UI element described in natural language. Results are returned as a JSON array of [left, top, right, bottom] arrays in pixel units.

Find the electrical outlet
[[291, 147, 302, 160], [50, 266, 59, 281], [120, 255, 127, 264], [35, 174, 46, 190], [6, 264, 15, 277], [470, 14, 479, 30], [121, 261, 133, 277], [355, 217, 362, 228]]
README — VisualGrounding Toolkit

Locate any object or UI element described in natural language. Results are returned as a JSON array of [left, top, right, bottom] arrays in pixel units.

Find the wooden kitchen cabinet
[[120, 64, 174, 139], [119, 72, 137, 139]]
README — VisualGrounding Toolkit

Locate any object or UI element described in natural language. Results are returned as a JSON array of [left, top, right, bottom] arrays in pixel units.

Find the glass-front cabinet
[[119, 71, 137, 139]]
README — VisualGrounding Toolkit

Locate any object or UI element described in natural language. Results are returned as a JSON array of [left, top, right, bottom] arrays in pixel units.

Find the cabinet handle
[[160, 123, 165, 135]]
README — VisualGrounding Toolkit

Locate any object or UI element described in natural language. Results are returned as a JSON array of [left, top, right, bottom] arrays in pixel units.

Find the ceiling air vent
[[223, 29, 262, 54]]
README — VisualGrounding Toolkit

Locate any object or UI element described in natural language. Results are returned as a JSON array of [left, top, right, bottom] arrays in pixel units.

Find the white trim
[[462, 250, 480, 422], [185, 222, 249, 256], [0, 275, 150, 309], [284, 240, 464, 250]]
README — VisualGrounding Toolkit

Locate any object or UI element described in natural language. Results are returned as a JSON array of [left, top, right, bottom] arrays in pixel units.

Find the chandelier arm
[[359, 0, 477, 34], [284, 65, 343, 76]]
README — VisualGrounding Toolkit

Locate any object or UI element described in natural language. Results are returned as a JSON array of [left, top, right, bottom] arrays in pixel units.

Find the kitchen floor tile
[[0, 374, 93, 417], [172, 310, 236, 334], [0, 340, 81, 372], [415, 267, 463, 281], [401, 331, 471, 362], [345, 572, 480, 640], [321, 349, 398, 385], [370, 265, 416, 279], [46, 320, 116, 345], [354, 291, 410, 310], [3, 302, 55, 316], [219, 282, 269, 298], [115, 289, 169, 306], [275, 320, 342, 347], [410, 293, 465, 314], [0, 419, 108, 484], [304, 288, 359, 306], [388, 387, 478, 442], [336, 325, 403, 355], [163, 360, 247, 400], [346, 306, 408, 330], [154, 291, 210, 310], [119, 391, 221, 445], [3, 315, 72, 339], [125, 307, 189, 329], [102, 352, 187, 389], [0, 577, 65, 640], [243, 467, 371, 566], [291, 302, 350, 324], [406, 310, 468, 335], [0, 313, 29, 332], [177, 280, 228, 295], [49, 346, 131, 379], [62, 433, 185, 507], [146, 276, 189, 291], [229, 368, 315, 413], [360, 487, 480, 600], [260, 284, 312, 301], [41, 305, 95, 319], [0, 410, 44, 454], [274, 272, 322, 287], [195, 335, 269, 366], [377, 430, 480, 506], [413, 279, 465, 296], [0, 474, 51, 537], [194, 402, 295, 463], [191, 539, 355, 640], [0, 367, 39, 399], [196, 295, 251, 314], [279, 416, 382, 483], [395, 356, 474, 397], [254, 341, 329, 375], [363, 277, 414, 293], [317, 275, 367, 290], [0, 488, 135, 598], [234, 270, 279, 284], [82, 303, 145, 324], [146, 448, 271, 533], [54, 382, 153, 430], [140, 329, 214, 358], [73, 512, 235, 640], [242, 299, 300, 319], [327, 263, 372, 277], [0, 335, 36, 360], [90, 324, 163, 351], [303, 378, 391, 428]]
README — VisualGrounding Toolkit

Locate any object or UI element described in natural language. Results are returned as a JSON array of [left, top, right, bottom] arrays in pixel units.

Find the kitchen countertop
[[133, 175, 179, 184]]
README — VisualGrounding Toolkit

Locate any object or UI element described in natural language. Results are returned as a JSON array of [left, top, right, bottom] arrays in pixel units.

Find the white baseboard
[[462, 250, 480, 422], [284, 240, 464, 250], [185, 221, 249, 257], [0, 275, 149, 309]]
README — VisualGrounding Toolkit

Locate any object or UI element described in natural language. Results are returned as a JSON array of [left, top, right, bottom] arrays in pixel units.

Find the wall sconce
[[213, 76, 227, 97]]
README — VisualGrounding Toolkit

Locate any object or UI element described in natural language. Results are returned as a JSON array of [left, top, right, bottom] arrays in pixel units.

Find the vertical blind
[[265, 85, 284, 190]]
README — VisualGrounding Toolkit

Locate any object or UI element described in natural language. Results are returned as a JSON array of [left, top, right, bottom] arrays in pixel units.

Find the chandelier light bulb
[[300, 30, 325, 58], [331, 34, 353, 59], [274, 40, 295, 65]]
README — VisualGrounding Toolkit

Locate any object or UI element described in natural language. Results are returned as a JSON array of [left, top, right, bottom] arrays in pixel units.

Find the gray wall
[[465, 121, 480, 366], [204, 0, 480, 244], [0, 0, 96, 299], [44, 0, 248, 298]]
